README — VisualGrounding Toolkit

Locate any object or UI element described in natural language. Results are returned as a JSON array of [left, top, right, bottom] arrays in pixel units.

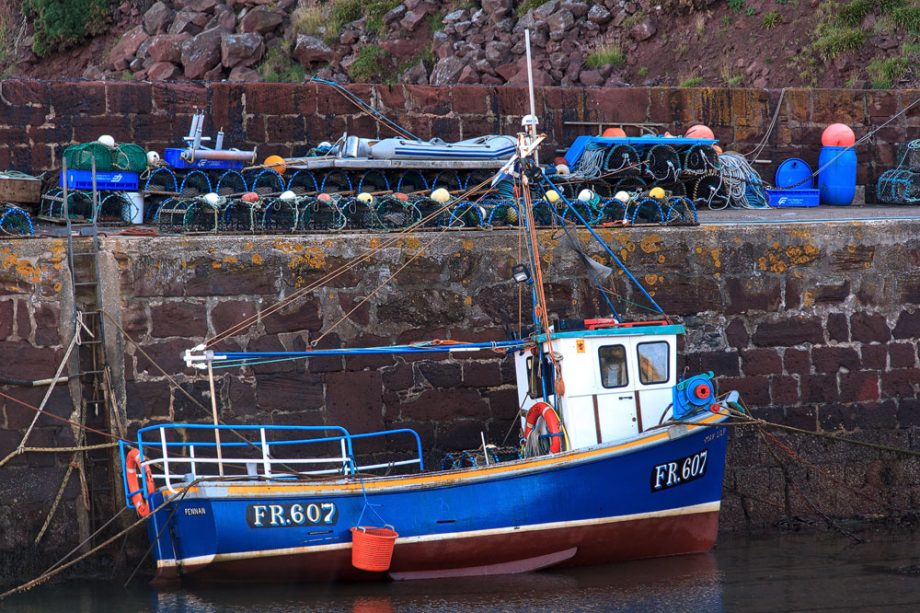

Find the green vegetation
[[728, 0, 745, 12], [259, 44, 307, 83], [721, 66, 744, 86], [23, 0, 112, 57], [585, 43, 625, 69], [679, 76, 704, 88], [367, 0, 401, 35], [292, 5, 326, 36], [621, 12, 645, 29], [762, 11, 781, 28], [891, 6, 920, 33], [516, 0, 542, 16], [867, 56, 910, 88], [813, 26, 865, 59], [428, 11, 445, 32], [349, 45, 391, 82], [746, 6, 756, 16], [637, 66, 649, 77]]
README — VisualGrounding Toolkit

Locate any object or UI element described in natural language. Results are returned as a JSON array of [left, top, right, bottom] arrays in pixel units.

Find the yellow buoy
[[649, 187, 666, 200], [264, 155, 286, 175], [357, 192, 374, 204], [545, 190, 560, 203], [431, 188, 451, 203]]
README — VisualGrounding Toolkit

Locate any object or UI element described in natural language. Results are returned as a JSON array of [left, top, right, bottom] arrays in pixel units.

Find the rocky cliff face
[[3, 0, 919, 89]]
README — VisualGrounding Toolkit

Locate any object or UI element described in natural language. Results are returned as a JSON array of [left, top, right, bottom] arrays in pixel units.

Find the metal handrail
[[121, 424, 425, 507]]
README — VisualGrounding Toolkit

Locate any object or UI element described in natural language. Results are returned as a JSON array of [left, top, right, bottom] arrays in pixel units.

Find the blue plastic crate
[[164, 148, 245, 170], [766, 188, 820, 208], [61, 170, 139, 191]]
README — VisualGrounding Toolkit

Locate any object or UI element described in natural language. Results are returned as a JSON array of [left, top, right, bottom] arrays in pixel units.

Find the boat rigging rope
[[310, 77, 419, 141], [718, 152, 769, 209]]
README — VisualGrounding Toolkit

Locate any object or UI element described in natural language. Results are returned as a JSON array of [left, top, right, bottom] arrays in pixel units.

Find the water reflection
[[151, 554, 721, 613], [7, 529, 920, 612]]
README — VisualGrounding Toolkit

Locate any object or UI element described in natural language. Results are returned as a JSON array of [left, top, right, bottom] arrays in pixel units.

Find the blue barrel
[[775, 158, 813, 188], [817, 146, 856, 205]]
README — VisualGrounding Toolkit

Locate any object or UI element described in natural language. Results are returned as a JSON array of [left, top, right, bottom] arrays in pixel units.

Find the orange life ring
[[126, 448, 155, 517], [522, 401, 564, 454]]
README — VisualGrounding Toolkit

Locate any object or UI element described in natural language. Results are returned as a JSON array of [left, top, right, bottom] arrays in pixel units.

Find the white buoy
[[555, 164, 570, 175], [97, 134, 115, 148], [357, 192, 374, 204], [431, 188, 451, 203], [577, 189, 595, 202], [203, 192, 221, 205], [146, 150, 160, 166], [279, 190, 296, 201], [614, 191, 630, 203]]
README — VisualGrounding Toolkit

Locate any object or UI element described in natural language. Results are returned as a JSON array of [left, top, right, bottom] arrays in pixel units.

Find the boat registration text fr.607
[[246, 502, 338, 528], [650, 449, 708, 492]]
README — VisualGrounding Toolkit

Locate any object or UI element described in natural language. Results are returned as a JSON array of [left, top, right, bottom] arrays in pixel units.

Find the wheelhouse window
[[526, 355, 542, 398], [598, 345, 628, 389], [637, 341, 669, 385]]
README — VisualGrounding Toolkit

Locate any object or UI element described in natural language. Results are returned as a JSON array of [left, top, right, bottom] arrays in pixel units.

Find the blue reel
[[672, 371, 715, 420]]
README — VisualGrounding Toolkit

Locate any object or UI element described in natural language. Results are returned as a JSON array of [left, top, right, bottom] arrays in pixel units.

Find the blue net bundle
[[877, 140, 920, 204]]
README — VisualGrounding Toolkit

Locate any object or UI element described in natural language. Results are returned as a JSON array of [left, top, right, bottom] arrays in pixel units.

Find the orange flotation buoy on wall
[[602, 127, 627, 138], [821, 123, 856, 147]]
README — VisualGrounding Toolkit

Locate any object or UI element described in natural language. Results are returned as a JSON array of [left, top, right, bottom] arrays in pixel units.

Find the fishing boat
[[119, 44, 740, 585]]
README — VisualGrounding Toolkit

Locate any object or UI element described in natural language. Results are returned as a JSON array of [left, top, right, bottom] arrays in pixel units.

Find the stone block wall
[[0, 80, 918, 198]]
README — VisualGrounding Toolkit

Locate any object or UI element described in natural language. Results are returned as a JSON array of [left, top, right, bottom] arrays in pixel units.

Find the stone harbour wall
[[5, 218, 920, 580], [0, 80, 918, 198]]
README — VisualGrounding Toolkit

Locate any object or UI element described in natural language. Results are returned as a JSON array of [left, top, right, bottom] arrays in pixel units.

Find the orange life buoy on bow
[[125, 448, 155, 517], [523, 401, 564, 454]]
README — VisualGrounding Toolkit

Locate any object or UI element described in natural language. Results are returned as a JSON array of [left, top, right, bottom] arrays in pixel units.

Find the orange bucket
[[350, 526, 398, 572]]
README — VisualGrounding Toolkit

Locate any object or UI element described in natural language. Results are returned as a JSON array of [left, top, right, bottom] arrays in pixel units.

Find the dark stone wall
[[0, 80, 918, 197]]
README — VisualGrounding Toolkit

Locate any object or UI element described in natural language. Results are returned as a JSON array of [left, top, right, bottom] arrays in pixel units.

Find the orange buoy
[[241, 192, 260, 203], [602, 127, 627, 138], [351, 526, 399, 572], [125, 448, 155, 517], [553, 156, 568, 167], [263, 155, 286, 174], [522, 401, 564, 454], [712, 145, 723, 154], [685, 124, 715, 139], [317, 193, 332, 202], [393, 192, 409, 202], [821, 123, 856, 147]]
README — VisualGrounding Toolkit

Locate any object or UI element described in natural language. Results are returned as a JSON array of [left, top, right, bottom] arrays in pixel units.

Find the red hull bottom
[[156, 510, 720, 585]]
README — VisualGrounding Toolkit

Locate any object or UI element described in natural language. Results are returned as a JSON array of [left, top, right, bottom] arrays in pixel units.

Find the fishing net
[[603, 144, 641, 175], [0, 204, 34, 236], [877, 140, 920, 204], [63, 142, 113, 171], [113, 144, 148, 172]]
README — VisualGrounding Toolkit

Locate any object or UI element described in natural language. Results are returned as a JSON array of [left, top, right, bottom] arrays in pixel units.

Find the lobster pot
[[179, 170, 213, 198], [300, 198, 346, 231], [664, 196, 698, 224], [604, 144, 641, 175], [628, 197, 665, 224], [356, 170, 392, 194], [249, 169, 285, 195], [414, 196, 452, 227], [644, 145, 681, 182], [261, 198, 300, 232], [0, 205, 34, 236], [896, 141, 920, 171], [682, 145, 719, 176], [449, 202, 486, 228], [215, 171, 247, 196], [157, 199, 220, 232], [486, 201, 519, 227], [64, 142, 114, 171], [692, 174, 728, 210], [877, 169, 920, 205], [341, 198, 378, 229], [287, 171, 319, 195], [113, 144, 148, 172], [222, 199, 261, 231], [374, 196, 419, 230]]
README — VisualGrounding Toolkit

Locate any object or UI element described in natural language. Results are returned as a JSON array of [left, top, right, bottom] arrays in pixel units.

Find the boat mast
[[518, 30, 564, 399]]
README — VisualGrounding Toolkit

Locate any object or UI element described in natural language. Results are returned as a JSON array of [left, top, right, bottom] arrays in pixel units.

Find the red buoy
[[821, 123, 856, 147]]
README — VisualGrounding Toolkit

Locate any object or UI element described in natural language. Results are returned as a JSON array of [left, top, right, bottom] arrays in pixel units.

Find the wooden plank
[[0, 177, 43, 204]]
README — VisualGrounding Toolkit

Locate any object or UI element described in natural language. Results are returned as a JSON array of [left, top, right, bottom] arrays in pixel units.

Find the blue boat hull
[[146, 416, 729, 583]]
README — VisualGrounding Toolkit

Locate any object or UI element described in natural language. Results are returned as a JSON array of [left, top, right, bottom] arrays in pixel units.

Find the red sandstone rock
[[169, 9, 210, 36], [292, 35, 333, 65], [430, 57, 464, 87], [147, 34, 191, 65], [222, 32, 265, 69], [240, 7, 285, 34], [143, 1, 174, 36], [109, 26, 149, 71], [180, 27, 224, 79]]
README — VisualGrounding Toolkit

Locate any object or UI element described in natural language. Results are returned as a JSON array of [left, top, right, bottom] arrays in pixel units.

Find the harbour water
[[6, 528, 920, 612]]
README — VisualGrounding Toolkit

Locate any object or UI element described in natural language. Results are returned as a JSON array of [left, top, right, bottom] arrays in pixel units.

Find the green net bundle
[[63, 142, 147, 173]]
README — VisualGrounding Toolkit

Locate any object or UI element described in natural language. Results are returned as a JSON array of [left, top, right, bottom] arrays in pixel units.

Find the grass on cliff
[[585, 44, 625, 69], [867, 56, 910, 89], [259, 44, 307, 83], [23, 0, 112, 57], [349, 45, 391, 83]]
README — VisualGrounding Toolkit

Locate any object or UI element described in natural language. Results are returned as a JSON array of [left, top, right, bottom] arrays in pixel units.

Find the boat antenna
[[523, 29, 540, 165]]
